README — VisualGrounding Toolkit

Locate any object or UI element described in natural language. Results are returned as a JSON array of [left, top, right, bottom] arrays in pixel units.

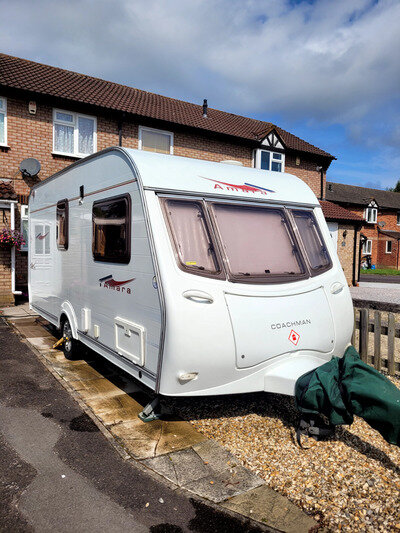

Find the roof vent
[[328, 184, 332, 191], [202, 99, 208, 118], [220, 160, 243, 166]]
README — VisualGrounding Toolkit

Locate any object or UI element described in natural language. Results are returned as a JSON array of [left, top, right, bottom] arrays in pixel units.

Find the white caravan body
[[29, 148, 354, 396]]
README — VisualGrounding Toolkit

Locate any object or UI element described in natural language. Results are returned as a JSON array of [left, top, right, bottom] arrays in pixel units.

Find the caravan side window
[[34, 224, 50, 255], [291, 210, 331, 275], [92, 194, 131, 263], [56, 199, 69, 250]]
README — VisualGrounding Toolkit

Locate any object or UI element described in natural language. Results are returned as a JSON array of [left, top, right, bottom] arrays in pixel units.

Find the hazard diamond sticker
[[289, 330, 300, 346]]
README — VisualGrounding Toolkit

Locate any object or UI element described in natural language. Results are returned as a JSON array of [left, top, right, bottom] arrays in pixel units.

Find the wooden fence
[[352, 308, 399, 376]]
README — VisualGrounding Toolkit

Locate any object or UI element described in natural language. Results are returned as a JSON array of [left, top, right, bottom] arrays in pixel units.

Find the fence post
[[359, 309, 369, 363], [351, 308, 357, 347], [373, 310, 381, 371], [388, 313, 395, 376]]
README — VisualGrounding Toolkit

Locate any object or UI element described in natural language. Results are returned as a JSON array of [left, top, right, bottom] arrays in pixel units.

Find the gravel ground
[[169, 375, 400, 532]]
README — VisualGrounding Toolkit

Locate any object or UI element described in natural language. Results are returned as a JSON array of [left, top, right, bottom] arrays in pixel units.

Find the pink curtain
[[166, 201, 218, 271], [212, 204, 302, 275]]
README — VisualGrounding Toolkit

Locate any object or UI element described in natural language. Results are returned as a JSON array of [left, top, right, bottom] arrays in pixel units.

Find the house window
[[365, 206, 377, 224], [254, 149, 285, 172], [56, 199, 69, 250], [363, 239, 372, 255], [386, 241, 392, 254], [53, 109, 96, 157], [20, 205, 29, 252], [397, 212, 400, 225], [92, 194, 131, 263], [0, 96, 7, 145], [139, 126, 173, 154]]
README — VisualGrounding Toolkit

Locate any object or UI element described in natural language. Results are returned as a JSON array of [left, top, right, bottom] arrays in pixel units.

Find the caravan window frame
[[208, 201, 308, 284], [161, 197, 224, 279], [289, 209, 332, 276], [56, 199, 69, 251], [92, 193, 131, 264]]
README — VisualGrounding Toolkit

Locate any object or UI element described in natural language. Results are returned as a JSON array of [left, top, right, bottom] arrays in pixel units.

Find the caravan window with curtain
[[56, 199, 69, 250], [291, 210, 331, 274], [163, 199, 221, 277], [92, 195, 131, 263], [210, 203, 305, 283]]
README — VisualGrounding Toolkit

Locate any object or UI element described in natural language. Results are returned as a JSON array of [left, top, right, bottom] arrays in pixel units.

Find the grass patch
[[361, 268, 400, 275]]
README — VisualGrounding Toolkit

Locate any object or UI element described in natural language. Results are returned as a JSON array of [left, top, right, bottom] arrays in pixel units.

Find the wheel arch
[[59, 301, 78, 339]]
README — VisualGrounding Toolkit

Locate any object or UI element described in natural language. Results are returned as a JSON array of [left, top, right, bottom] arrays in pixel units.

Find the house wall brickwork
[[0, 93, 331, 303], [335, 223, 359, 285]]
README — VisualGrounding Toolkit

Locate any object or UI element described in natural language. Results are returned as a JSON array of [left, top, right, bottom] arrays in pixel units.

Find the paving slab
[[85, 393, 143, 425], [69, 377, 140, 401], [222, 485, 317, 533]]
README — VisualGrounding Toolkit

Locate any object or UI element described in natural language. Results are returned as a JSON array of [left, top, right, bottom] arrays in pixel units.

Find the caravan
[[29, 147, 354, 397]]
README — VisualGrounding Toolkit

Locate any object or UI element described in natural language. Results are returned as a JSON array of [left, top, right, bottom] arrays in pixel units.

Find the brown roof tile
[[320, 200, 363, 222], [0, 53, 334, 159], [326, 182, 400, 210], [0, 180, 17, 200]]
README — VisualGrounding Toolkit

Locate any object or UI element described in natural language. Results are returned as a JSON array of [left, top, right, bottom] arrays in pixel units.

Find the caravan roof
[[30, 147, 318, 207], [125, 148, 318, 206]]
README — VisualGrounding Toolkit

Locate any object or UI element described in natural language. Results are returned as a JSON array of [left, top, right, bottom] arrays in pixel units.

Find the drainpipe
[[10, 201, 22, 296], [352, 225, 359, 286]]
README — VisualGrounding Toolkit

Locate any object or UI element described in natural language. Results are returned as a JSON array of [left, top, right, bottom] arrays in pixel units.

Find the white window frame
[[253, 149, 285, 172], [138, 125, 174, 154], [365, 204, 377, 224], [20, 205, 29, 252], [52, 108, 97, 158], [363, 239, 372, 255], [386, 240, 392, 254], [0, 96, 7, 147]]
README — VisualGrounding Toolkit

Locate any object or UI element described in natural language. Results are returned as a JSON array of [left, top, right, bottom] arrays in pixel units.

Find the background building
[[0, 53, 357, 304], [326, 182, 400, 270]]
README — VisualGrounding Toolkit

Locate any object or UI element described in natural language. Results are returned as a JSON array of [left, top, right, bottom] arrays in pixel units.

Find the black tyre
[[62, 318, 79, 360]]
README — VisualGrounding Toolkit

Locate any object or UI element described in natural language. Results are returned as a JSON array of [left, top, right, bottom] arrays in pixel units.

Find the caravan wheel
[[62, 318, 79, 360]]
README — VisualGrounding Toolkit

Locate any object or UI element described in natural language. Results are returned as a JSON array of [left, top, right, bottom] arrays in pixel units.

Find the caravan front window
[[291, 210, 331, 274], [211, 204, 305, 282], [92, 194, 131, 263], [163, 199, 221, 276]]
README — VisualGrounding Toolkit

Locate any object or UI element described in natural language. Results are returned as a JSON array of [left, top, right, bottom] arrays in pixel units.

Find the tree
[[386, 179, 400, 192]]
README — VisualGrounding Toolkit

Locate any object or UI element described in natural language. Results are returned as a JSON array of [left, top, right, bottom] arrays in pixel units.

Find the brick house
[[326, 182, 400, 270], [0, 53, 359, 303]]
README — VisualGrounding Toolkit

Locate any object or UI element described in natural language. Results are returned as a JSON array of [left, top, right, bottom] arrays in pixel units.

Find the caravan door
[[29, 220, 54, 315]]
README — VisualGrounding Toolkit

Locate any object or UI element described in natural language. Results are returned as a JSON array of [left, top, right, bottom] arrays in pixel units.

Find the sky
[[1, 0, 399, 189]]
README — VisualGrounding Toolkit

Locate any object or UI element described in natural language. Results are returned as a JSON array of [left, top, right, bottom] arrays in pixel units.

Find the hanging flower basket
[[0, 228, 25, 250]]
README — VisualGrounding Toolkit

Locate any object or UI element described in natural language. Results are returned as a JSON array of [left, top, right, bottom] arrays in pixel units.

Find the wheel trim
[[63, 321, 72, 352]]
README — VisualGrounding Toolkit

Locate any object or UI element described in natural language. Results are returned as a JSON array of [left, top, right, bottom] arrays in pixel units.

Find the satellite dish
[[378, 221, 386, 227], [19, 158, 41, 178]]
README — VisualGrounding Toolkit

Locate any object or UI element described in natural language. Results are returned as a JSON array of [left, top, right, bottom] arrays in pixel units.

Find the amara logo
[[36, 232, 49, 240], [201, 177, 275, 195], [99, 275, 135, 294]]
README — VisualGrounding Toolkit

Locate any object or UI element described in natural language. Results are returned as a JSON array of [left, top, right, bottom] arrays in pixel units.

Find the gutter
[[1, 199, 23, 296]]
